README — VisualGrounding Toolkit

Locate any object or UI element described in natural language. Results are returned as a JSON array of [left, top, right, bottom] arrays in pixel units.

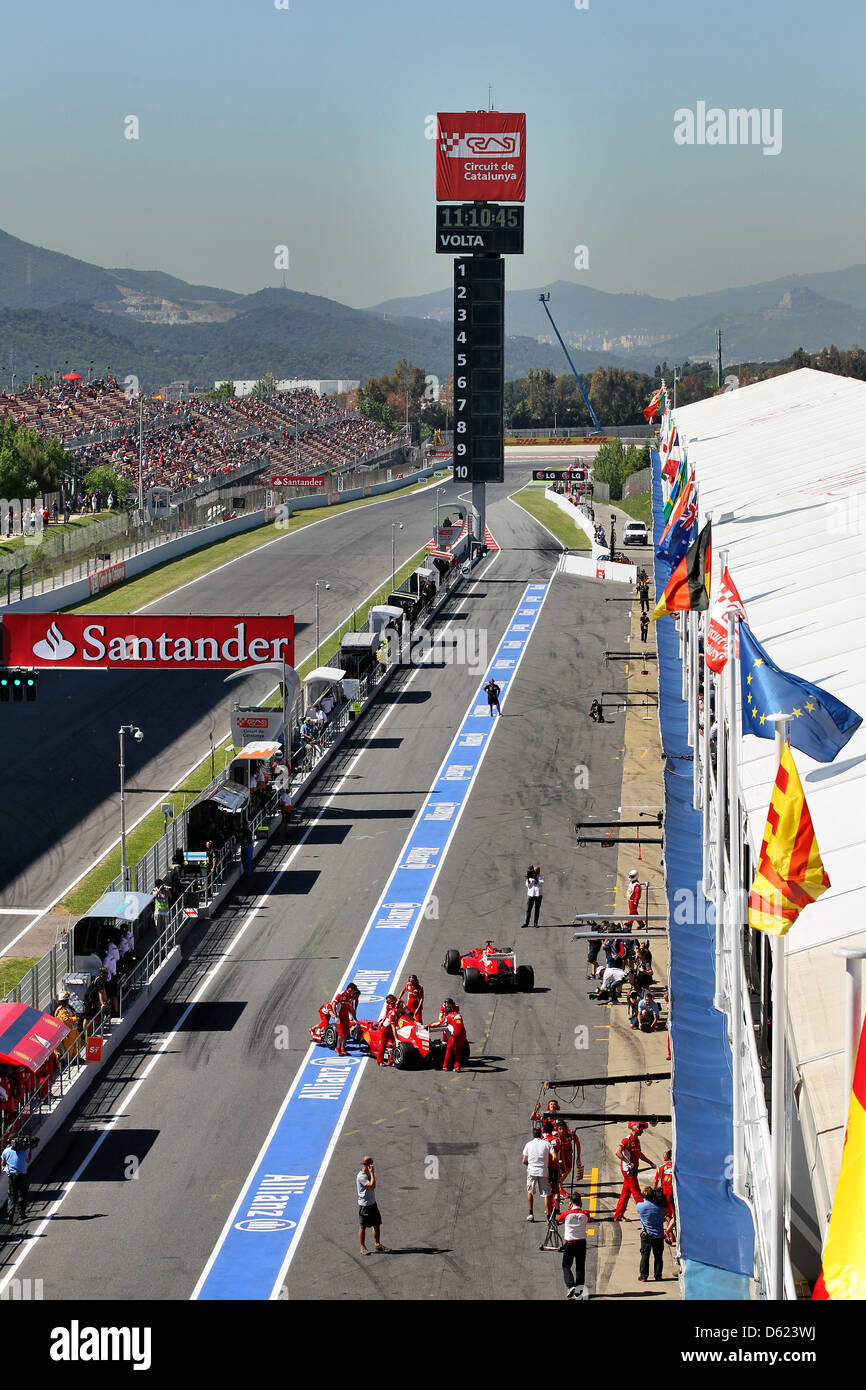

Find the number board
[[435, 203, 524, 255], [452, 257, 504, 484]]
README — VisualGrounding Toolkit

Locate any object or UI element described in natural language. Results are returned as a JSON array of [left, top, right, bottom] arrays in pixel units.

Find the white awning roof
[[231, 742, 283, 760], [673, 367, 866, 1201], [303, 666, 345, 685]]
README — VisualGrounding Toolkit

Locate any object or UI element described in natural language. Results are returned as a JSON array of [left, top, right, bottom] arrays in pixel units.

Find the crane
[[538, 292, 602, 433]]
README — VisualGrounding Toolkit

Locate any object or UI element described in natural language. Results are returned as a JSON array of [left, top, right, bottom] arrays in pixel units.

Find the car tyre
[[463, 966, 482, 992], [393, 1041, 410, 1069], [516, 965, 535, 993], [322, 1024, 338, 1049], [444, 949, 461, 975]]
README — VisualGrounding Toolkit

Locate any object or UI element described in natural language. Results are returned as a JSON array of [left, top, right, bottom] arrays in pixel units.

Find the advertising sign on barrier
[[272, 475, 325, 489], [2, 614, 295, 671], [88, 561, 127, 596], [86, 1037, 103, 1063]]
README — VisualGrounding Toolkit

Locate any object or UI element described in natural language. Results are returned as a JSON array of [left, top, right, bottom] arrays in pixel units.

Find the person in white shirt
[[557, 1190, 590, 1298], [522, 1127, 553, 1221]]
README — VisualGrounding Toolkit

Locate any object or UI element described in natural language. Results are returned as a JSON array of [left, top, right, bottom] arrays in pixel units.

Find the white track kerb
[[192, 581, 552, 1300]]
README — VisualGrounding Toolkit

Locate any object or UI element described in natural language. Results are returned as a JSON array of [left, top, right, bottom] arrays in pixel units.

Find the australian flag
[[740, 623, 862, 763], [656, 492, 697, 569]]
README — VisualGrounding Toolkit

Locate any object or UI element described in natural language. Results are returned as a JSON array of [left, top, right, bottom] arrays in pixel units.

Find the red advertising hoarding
[[272, 474, 326, 489], [1, 614, 294, 671], [436, 112, 526, 202]]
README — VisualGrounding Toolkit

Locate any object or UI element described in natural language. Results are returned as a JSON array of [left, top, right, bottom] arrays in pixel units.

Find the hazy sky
[[2, 0, 862, 307]]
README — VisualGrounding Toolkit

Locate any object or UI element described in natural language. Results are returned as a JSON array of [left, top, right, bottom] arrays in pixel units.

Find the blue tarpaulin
[[651, 449, 754, 1297]]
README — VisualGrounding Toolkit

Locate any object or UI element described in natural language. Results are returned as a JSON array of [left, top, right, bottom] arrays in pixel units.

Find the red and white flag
[[706, 566, 746, 672]]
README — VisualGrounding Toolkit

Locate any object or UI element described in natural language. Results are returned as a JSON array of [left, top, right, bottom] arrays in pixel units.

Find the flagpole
[[691, 608, 701, 810], [727, 610, 745, 1196], [770, 714, 791, 1301], [711, 548, 729, 1009]]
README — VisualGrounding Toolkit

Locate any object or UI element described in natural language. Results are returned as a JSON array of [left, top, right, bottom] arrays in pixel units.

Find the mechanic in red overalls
[[398, 974, 424, 1023], [439, 1000, 467, 1073], [654, 1149, 675, 1233], [552, 1118, 582, 1187], [628, 869, 645, 928], [334, 983, 359, 1057], [613, 1121, 649, 1220], [371, 994, 400, 1066]]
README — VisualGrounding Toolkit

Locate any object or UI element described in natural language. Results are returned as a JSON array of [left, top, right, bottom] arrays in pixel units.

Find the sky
[[1, 0, 863, 308]]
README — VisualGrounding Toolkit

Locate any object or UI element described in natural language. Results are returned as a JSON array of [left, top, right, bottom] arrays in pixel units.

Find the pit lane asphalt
[[0, 476, 632, 1302], [0, 474, 471, 927]]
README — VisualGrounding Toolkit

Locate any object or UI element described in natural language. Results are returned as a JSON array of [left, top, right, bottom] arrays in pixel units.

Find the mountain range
[[1, 227, 865, 390]]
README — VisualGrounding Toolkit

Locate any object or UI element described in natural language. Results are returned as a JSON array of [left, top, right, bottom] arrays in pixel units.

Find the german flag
[[748, 741, 830, 937], [651, 519, 711, 619], [813, 1013, 866, 1299]]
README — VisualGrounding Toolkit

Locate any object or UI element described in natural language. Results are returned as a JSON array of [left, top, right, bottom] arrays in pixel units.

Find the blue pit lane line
[[192, 582, 550, 1300]]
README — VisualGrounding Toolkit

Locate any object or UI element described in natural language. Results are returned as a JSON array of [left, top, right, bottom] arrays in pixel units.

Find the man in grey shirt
[[357, 1155, 388, 1255]]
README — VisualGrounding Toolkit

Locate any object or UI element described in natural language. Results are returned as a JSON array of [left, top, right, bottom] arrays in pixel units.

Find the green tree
[[251, 371, 277, 399], [204, 380, 236, 401], [83, 465, 133, 501]]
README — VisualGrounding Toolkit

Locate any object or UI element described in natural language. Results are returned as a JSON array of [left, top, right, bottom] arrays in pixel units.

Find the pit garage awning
[[0, 1003, 69, 1072], [230, 743, 283, 760]]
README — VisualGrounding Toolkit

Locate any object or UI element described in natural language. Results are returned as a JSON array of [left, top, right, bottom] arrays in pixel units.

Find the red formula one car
[[443, 940, 534, 993], [310, 1012, 468, 1070]]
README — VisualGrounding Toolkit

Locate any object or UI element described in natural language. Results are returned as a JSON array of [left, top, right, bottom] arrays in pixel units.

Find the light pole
[[673, 365, 682, 412], [391, 521, 404, 593], [433, 485, 445, 544], [315, 580, 330, 668], [119, 723, 143, 890], [609, 512, 616, 563]]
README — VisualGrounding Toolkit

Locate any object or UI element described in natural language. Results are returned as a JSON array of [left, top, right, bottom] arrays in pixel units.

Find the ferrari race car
[[443, 940, 534, 993], [310, 1013, 469, 1070]]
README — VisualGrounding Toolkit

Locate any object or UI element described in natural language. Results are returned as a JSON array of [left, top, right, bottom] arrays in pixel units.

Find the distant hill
[[370, 268, 866, 365], [2, 228, 865, 387]]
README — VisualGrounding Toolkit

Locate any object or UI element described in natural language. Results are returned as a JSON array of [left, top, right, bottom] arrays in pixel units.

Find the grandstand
[[0, 378, 398, 496]]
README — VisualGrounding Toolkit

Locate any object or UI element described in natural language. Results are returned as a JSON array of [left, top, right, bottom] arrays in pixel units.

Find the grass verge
[[71, 473, 446, 616], [0, 958, 39, 996], [615, 493, 653, 527], [510, 487, 591, 550], [56, 544, 433, 916]]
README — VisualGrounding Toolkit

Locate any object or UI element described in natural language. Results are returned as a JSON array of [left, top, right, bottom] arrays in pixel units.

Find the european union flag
[[740, 623, 862, 763]]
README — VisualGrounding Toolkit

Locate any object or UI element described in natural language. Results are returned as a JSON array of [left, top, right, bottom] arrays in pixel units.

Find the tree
[[204, 380, 236, 401], [83, 465, 133, 501], [592, 438, 648, 500], [524, 367, 556, 424], [251, 371, 277, 398], [0, 419, 69, 496]]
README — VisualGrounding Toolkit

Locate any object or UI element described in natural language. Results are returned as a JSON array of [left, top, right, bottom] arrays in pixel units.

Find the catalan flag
[[652, 519, 711, 619], [740, 623, 862, 763], [812, 1015, 866, 1299], [748, 740, 830, 936]]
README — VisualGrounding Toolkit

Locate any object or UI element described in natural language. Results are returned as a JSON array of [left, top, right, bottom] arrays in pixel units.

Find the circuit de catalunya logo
[[1, 614, 295, 671]]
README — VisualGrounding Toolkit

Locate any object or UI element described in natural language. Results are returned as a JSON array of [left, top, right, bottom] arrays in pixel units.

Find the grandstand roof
[[673, 366, 866, 1211]]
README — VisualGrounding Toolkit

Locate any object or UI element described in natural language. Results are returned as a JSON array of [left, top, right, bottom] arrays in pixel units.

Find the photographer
[[1, 1133, 39, 1226], [356, 1155, 387, 1255]]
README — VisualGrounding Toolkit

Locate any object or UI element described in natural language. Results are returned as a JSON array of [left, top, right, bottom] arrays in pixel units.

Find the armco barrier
[[1, 466, 438, 615]]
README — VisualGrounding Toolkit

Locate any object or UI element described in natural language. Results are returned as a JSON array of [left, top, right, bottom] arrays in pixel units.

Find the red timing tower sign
[[436, 112, 526, 202], [1, 614, 294, 671]]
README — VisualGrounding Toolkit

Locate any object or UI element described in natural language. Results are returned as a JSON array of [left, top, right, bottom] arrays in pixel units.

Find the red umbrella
[[0, 1003, 69, 1071], [62, 372, 83, 381]]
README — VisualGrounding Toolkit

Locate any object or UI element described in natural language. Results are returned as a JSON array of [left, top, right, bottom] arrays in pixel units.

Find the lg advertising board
[[2, 614, 294, 671], [436, 112, 526, 202]]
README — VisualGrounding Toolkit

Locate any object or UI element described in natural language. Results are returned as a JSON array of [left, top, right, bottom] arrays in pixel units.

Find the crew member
[[552, 1117, 582, 1186], [628, 869, 645, 927], [372, 994, 400, 1067], [654, 1148, 675, 1231], [613, 1121, 649, 1221], [398, 974, 424, 1022], [437, 999, 467, 1074]]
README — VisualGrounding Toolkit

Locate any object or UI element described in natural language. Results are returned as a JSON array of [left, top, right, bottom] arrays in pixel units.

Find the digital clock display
[[435, 203, 524, 255]]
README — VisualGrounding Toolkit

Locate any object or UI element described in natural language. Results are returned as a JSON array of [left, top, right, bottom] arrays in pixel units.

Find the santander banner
[[436, 112, 526, 201], [1, 614, 294, 672]]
